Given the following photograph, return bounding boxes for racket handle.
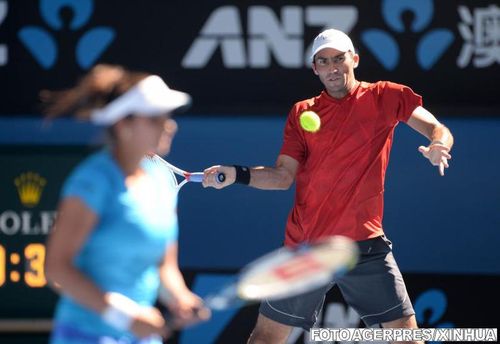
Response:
[163,306,211,330]
[188,173,204,182]
[188,172,226,184]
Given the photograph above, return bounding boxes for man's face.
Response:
[312,48,359,95]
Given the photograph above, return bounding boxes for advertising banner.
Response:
[1,0,499,116]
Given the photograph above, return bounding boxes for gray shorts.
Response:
[259,236,414,330]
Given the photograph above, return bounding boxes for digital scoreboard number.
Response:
[0,243,47,288]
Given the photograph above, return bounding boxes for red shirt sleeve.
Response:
[378,81,423,124]
[279,103,307,164]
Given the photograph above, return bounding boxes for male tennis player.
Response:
[203,29,453,344]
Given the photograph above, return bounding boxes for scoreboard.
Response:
[0,146,93,332]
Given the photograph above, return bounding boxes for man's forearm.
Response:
[249,166,294,190]
[430,124,454,150]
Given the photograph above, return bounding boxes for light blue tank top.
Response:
[51,149,178,342]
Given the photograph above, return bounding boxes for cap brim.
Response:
[310,43,352,61]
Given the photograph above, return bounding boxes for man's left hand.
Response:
[418,143,452,176]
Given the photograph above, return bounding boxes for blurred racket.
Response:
[203,235,359,310]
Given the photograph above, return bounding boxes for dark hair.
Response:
[40,64,149,120]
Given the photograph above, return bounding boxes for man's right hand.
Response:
[202,165,236,189]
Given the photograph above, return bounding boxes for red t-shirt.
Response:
[280,81,422,245]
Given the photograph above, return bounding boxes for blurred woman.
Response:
[43,64,208,344]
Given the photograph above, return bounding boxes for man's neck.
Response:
[327,79,359,99]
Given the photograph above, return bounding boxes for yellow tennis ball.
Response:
[299,111,321,132]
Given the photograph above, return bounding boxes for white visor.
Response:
[90,75,191,125]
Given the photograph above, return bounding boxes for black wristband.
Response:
[233,165,251,185]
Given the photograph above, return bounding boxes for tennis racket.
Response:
[145,154,225,191]
[203,235,359,310]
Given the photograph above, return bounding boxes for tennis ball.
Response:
[299,111,321,133]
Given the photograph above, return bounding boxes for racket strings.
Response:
[145,155,181,190]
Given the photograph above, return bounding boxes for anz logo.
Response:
[361,0,454,70]
[18,0,115,70]
[183,5,358,69]
[185,1,455,71]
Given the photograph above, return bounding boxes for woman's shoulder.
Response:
[74,149,113,172]
[66,149,118,186]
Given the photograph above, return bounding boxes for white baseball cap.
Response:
[311,29,355,61]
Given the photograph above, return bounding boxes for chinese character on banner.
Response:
[457,5,500,68]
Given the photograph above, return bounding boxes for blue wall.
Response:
[1,116,499,275]
[167,117,500,275]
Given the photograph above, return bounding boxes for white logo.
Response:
[0,1,7,66]
[457,5,500,68]
[284,302,386,344]
[0,210,56,235]
[182,6,358,69]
